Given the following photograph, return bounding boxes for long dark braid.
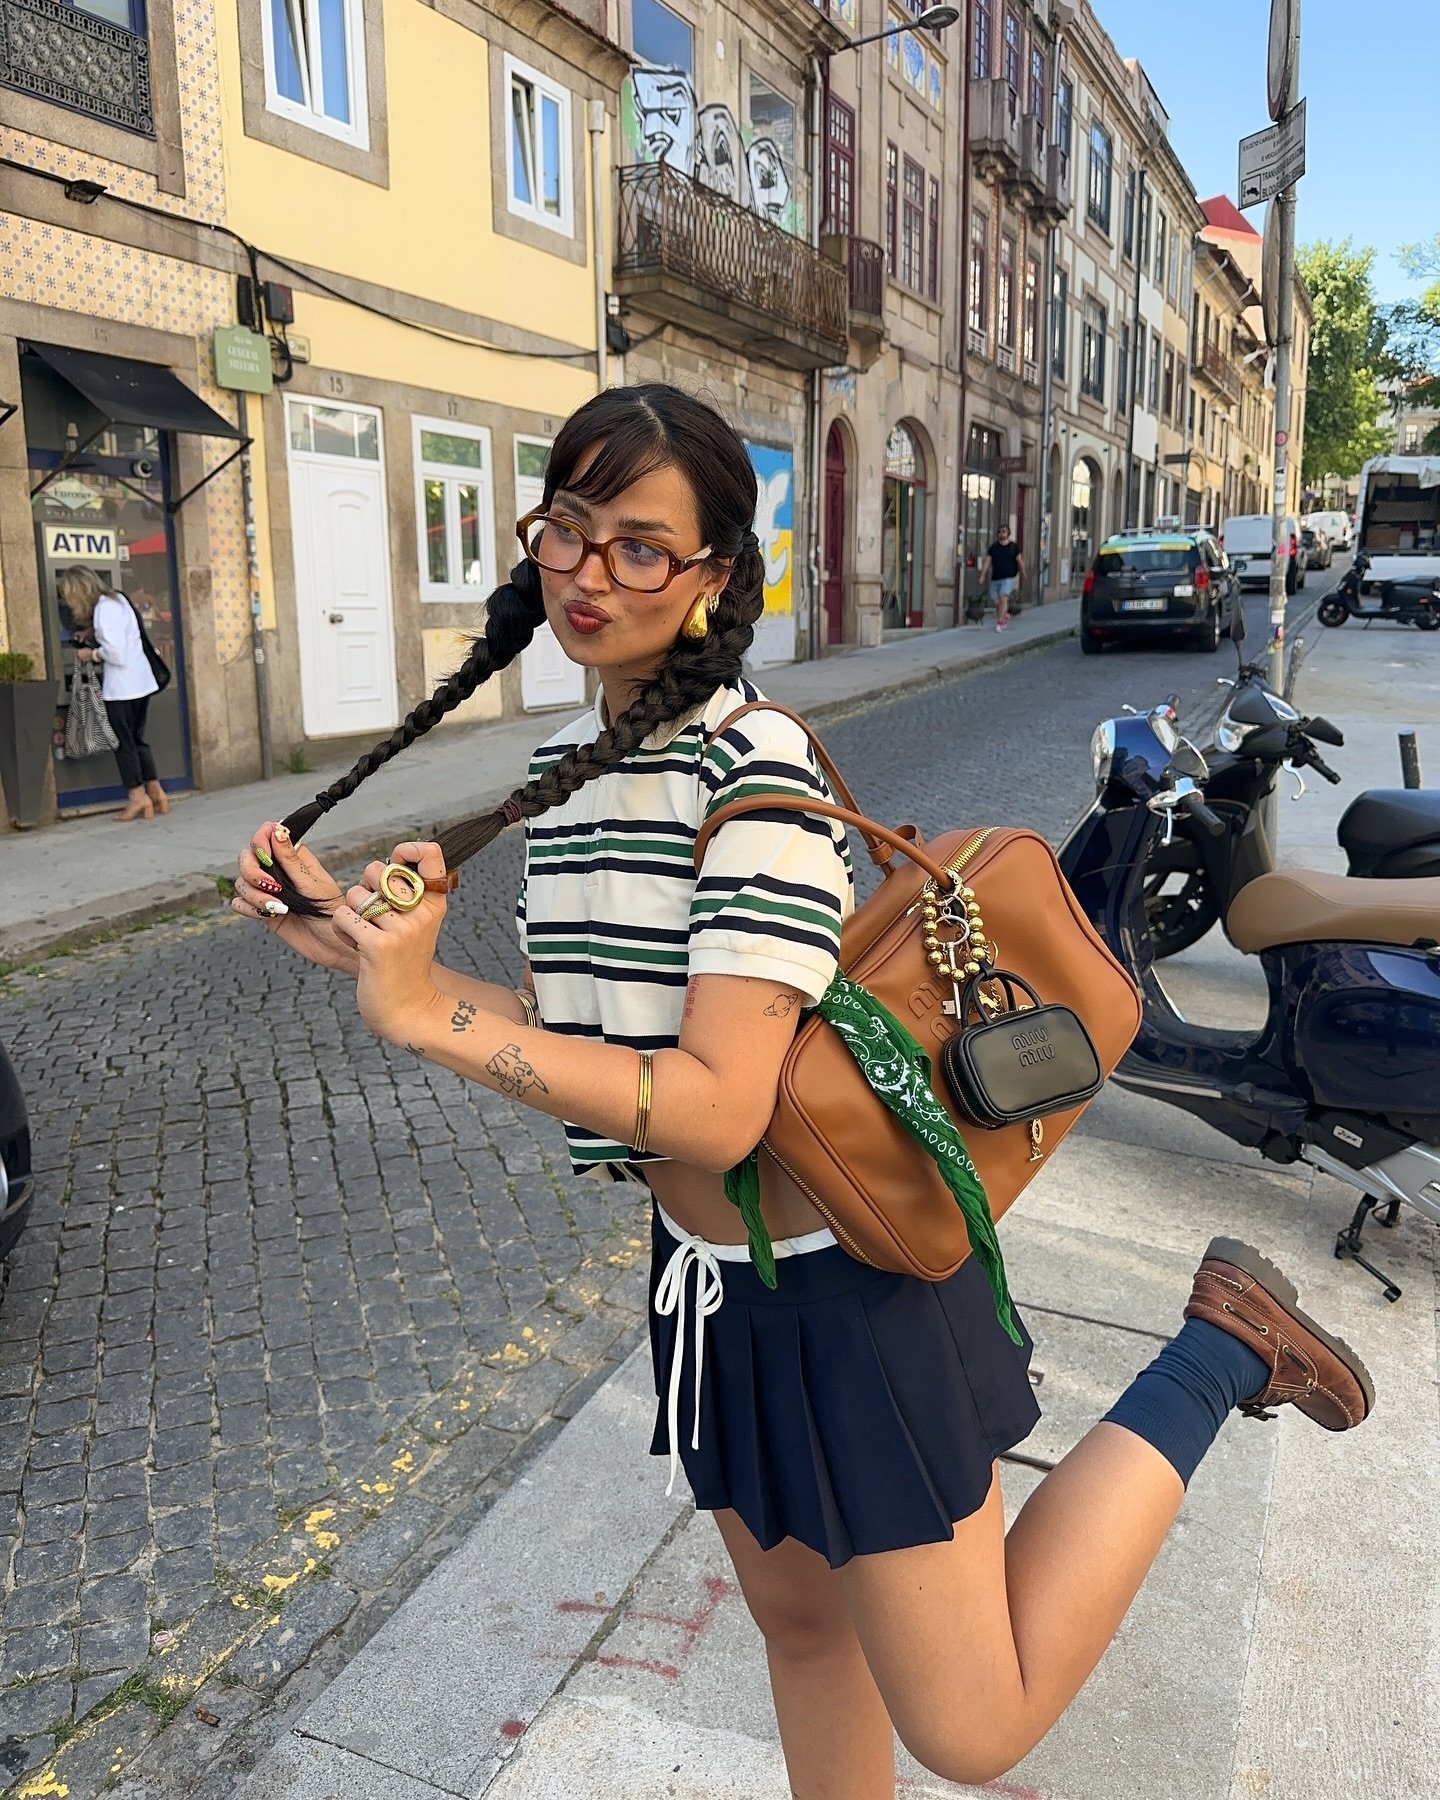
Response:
[272,383,763,916]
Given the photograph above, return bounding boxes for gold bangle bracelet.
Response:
[516,988,540,1031]
[633,1049,654,1156]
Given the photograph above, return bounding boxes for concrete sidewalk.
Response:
[0,604,1077,967]
[216,620,1439,1799]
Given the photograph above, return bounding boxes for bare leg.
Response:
[713,1508,897,1800]
[837,1424,1183,1786]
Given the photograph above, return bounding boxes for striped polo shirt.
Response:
[515,679,855,1181]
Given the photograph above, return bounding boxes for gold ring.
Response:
[358,896,392,923]
[378,863,426,911]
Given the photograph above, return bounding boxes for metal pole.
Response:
[1266,5,1300,700]
[239,390,273,783]
[1124,168,1146,529]
[1399,730,1422,789]
[1037,26,1062,599]
[588,101,608,393]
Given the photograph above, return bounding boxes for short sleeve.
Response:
[514,871,527,953]
[687,713,854,1005]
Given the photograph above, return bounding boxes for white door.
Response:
[516,435,585,711]
[287,400,399,738]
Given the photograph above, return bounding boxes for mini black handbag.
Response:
[940,969,1104,1130]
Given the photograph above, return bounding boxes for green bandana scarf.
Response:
[724,973,1021,1344]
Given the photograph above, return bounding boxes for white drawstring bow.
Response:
[653,1232,725,1497]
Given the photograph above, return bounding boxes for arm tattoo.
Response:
[485,1044,549,1098]
[682,980,700,1025]
[451,998,478,1033]
[762,990,803,1019]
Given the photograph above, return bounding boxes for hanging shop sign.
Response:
[44,524,118,562]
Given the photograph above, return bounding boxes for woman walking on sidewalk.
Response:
[58,565,168,821]
[232,386,1371,1796]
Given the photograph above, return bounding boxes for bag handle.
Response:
[703,700,898,871]
[694,792,957,888]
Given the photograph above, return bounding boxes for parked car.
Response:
[1303,508,1353,553]
[1300,524,1333,570]
[1220,512,1304,593]
[0,1039,34,1263]
[1080,530,1239,655]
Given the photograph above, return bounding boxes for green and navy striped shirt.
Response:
[516,679,855,1181]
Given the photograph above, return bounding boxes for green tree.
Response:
[1295,239,1392,484]
[1388,235,1440,450]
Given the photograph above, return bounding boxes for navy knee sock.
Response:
[1102,1319,1270,1487]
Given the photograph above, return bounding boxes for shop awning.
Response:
[25,341,249,513]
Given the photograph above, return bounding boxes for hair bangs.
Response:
[547,413,672,510]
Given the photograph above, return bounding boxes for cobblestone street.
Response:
[0,612,1296,1788]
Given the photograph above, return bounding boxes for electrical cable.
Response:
[2,155,598,364]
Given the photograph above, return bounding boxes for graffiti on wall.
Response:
[624,68,802,234]
[745,442,794,617]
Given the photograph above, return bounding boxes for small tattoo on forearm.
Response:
[405,1042,425,1057]
[451,999,478,1033]
[682,980,699,1024]
[485,1044,549,1098]
[763,990,802,1019]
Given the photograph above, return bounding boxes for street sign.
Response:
[1267,0,1297,120]
[1262,199,1281,346]
[1238,100,1305,210]
[213,325,274,394]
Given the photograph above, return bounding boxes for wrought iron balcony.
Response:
[969,78,1021,182]
[1027,143,1072,228]
[1009,115,1047,210]
[1191,337,1240,404]
[0,0,154,135]
[615,162,849,372]
[845,236,885,328]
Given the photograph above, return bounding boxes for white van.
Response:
[1353,456,1440,589]
[1220,513,1303,592]
[1303,508,1353,553]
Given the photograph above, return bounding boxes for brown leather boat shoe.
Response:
[1184,1237,1374,1431]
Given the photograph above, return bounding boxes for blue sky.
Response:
[1091,0,1432,301]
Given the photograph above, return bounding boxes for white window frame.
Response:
[260,0,370,149]
[513,433,553,522]
[413,417,496,605]
[504,54,574,237]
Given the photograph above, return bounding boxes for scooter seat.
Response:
[1228,868,1440,954]
[1336,789,1440,862]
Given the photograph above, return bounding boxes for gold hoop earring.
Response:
[681,594,718,641]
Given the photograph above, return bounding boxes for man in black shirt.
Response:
[978,524,1024,630]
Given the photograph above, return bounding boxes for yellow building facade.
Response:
[1,0,619,826]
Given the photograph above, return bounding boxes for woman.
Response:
[58,565,166,821]
[232,386,1371,1794]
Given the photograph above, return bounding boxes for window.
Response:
[825,94,854,235]
[632,0,692,73]
[413,419,495,602]
[885,142,899,278]
[928,176,941,305]
[749,77,796,220]
[998,232,1016,348]
[263,0,368,146]
[1167,233,1181,303]
[1117,323,1129,415]
[70,0,145,25]
[1086,123,1112,232]
[1153,208,1167,286]
[1003,8,1021,91]
[1122,168,1135,259]
[1052,266,1067,375]
[1023,256,1040,368]
[901,157,925,289]
[289,400,380,459]
[1163,346,1175,419]
[1029,46,1046,123]
[969,212,989,337]
[1149,329,1161,411]
[973,0,992,80]
[1133,328,1146,409]
[505,57,572,234]
[1138,186,1152,266]
[1081,297,1107,400]
[1054,78,1073,165]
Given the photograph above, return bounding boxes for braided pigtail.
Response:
[436,535,767,866]
[271,559,544,916]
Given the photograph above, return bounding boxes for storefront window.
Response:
[963,424,1002,607]
[1070,456,1096,577]
[882,423,926,629]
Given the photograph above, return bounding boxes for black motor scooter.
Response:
[1144,610,1440,957]
[1317,552,1440,630]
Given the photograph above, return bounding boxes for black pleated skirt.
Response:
[647,1204,1041,1569]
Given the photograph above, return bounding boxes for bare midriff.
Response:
[644,1155,828,1245]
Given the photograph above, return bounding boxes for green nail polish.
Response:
[255,847,274,869]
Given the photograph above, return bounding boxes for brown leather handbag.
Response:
[695,703,1142,1281]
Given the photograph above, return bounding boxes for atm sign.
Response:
[44,526,118,562]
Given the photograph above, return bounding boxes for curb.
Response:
[5,620,1074,973]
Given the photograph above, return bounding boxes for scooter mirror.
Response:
[1231,600,1247,647]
